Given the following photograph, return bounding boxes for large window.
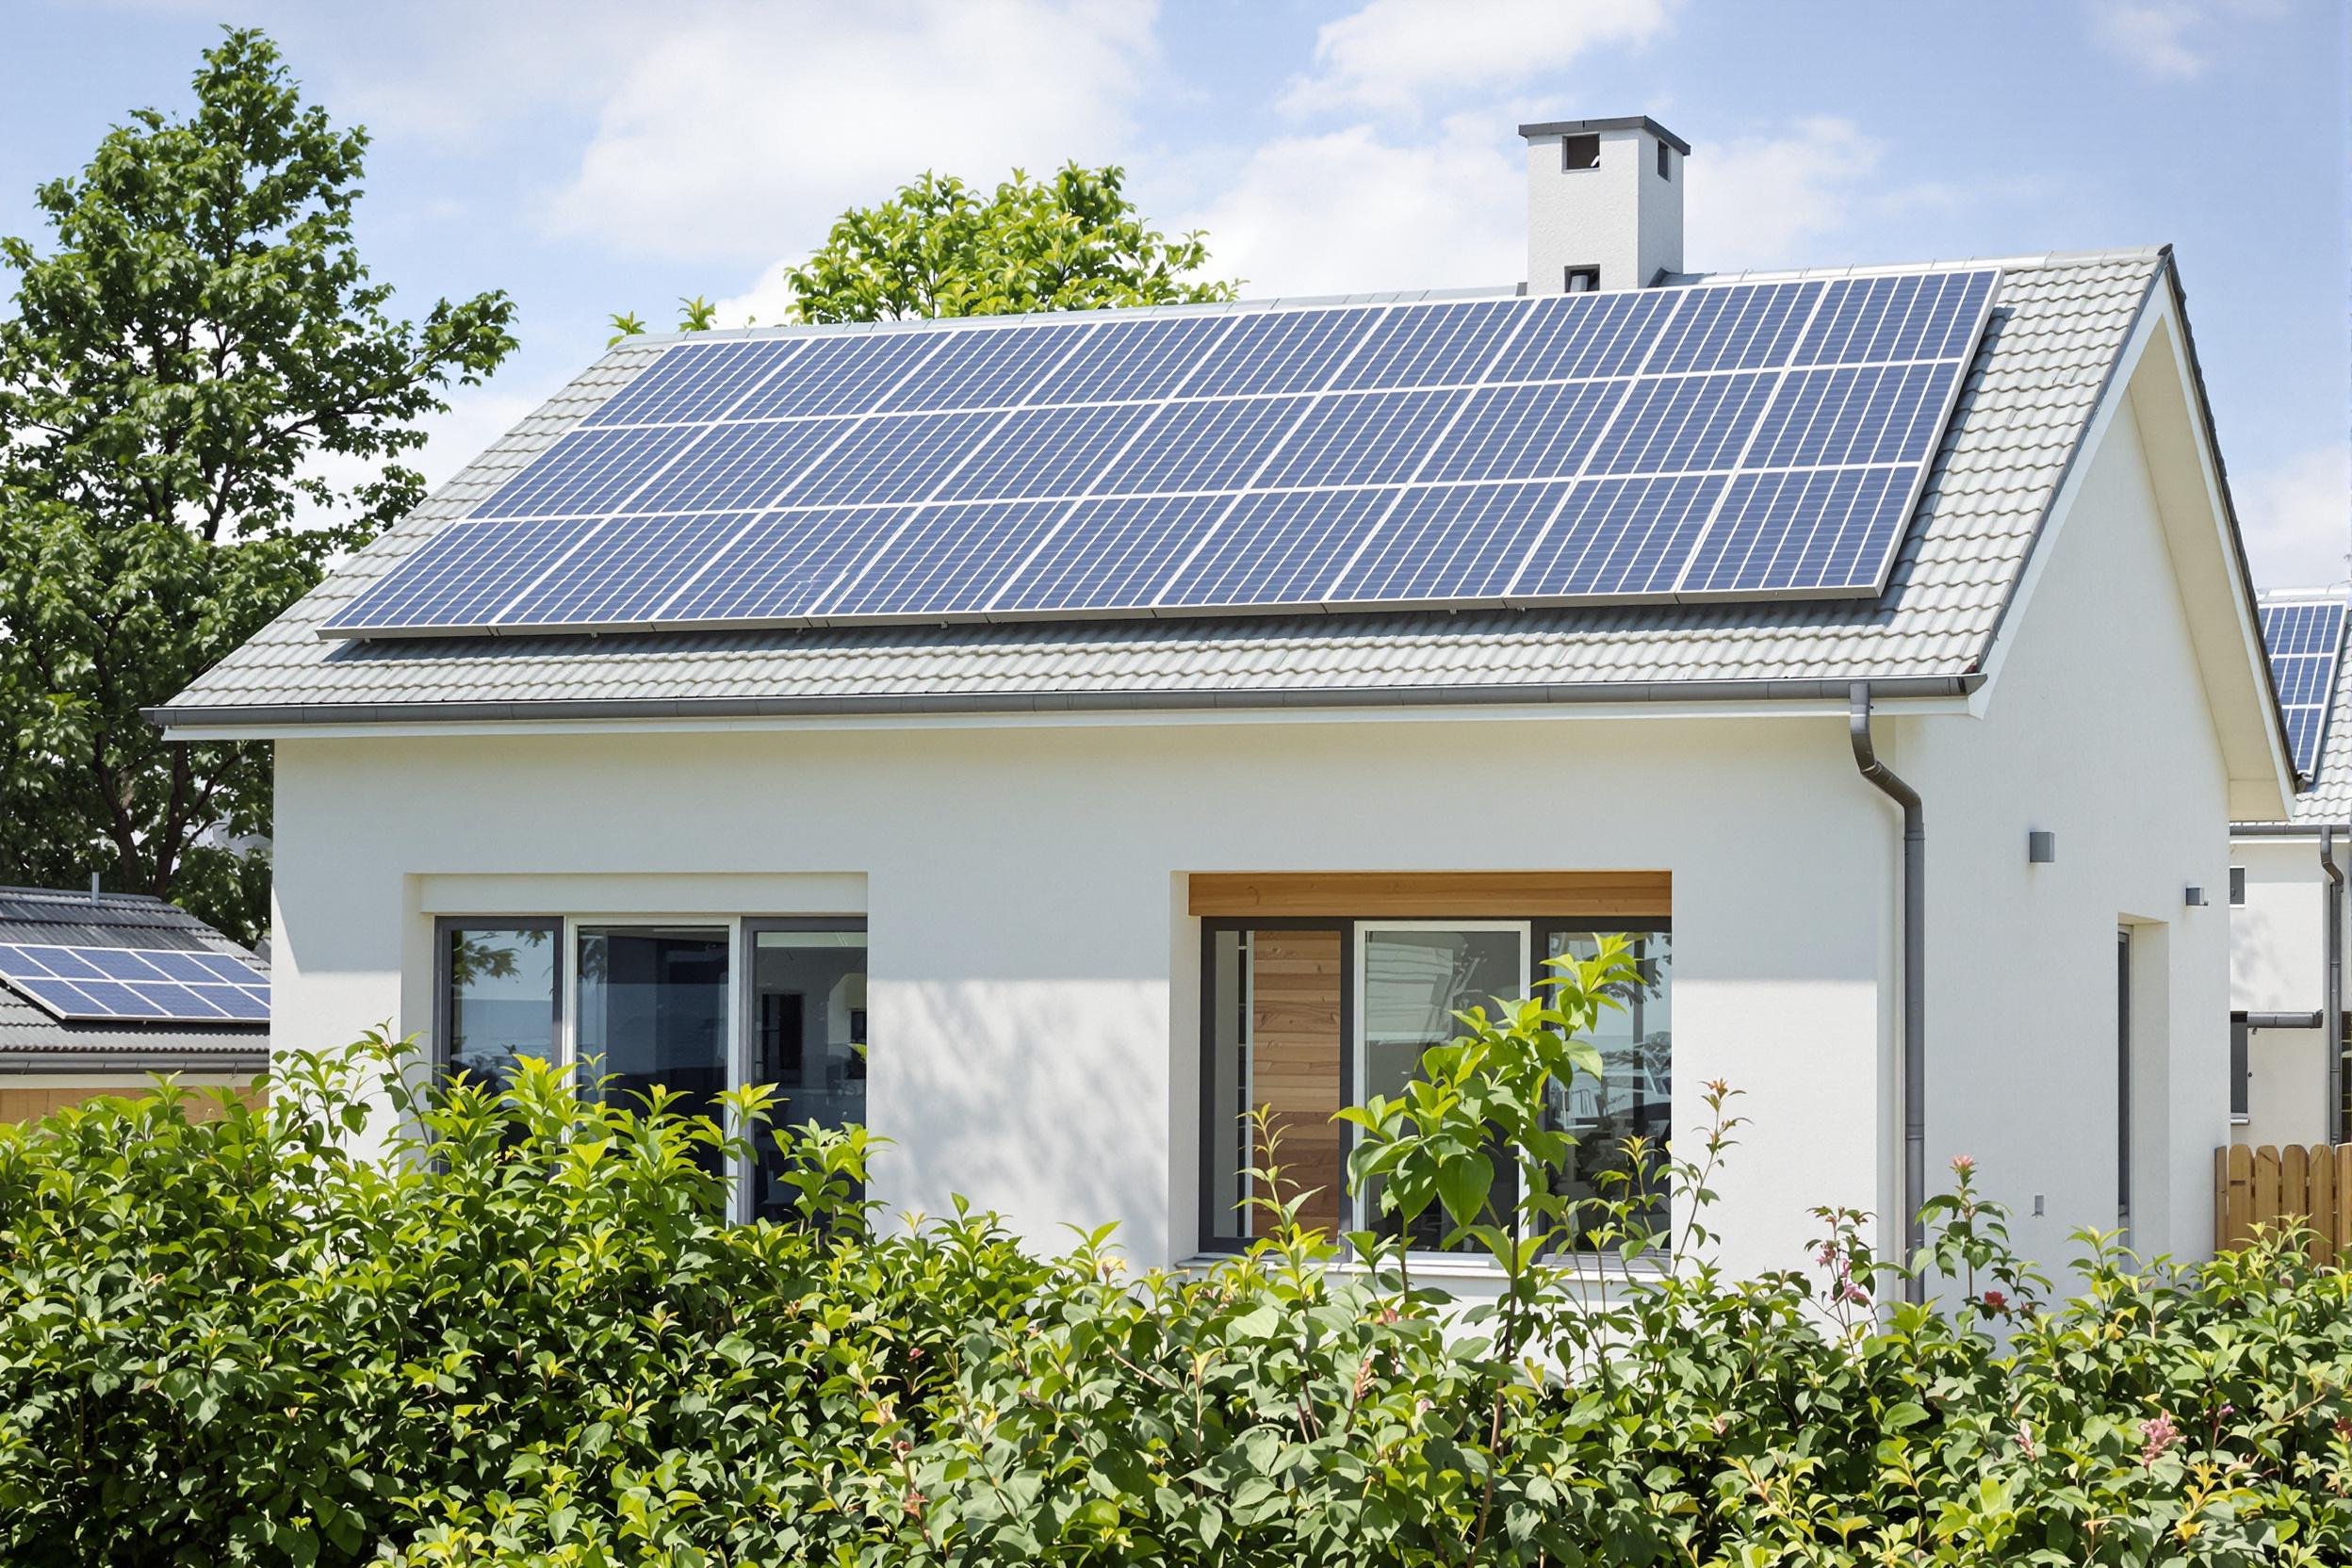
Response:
[433,915,867,1206]
[435,920,560,1094]
[1200,916,1671,1257]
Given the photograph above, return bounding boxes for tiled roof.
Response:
[156,249,2168,726]
[0,888,268,1073]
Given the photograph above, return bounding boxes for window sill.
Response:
[1178,1250,1668,1283]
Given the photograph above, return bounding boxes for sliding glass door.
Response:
[745,923,869,1220]
[577,924,731,1172]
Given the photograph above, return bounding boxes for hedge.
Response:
[1,970,2348,1565]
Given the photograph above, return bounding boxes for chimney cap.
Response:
[1517,116,1690,156]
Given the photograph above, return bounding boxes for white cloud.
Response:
[1281,0,1676,119]
[543,0,1160,263]
[1685,117,1883,271]
[1175,116,1523,297]
[2236,444,2352,589]
[2086,0,2288,82]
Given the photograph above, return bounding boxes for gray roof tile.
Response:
[158,251,2167,724]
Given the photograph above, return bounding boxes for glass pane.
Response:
[1204,927,1344,1245]
[1544,930,1672,1247]
[442,923,558,1094]
[1360,927,1524,1250]
[748,928,869,1220]
[578,925,730,1172]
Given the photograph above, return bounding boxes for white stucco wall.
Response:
[273,709,1906,1280]
[1524,124,1681,292]
[1908,375,2234,1266]
[2229,835,2337,1148]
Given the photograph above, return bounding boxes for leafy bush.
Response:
[2,961,2348,1565]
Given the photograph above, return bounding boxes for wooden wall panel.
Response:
[1250,930,1344,1237]
[0,1083,265,1124]
[1192,871,1671,919]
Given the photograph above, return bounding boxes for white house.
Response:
[2230,589,2348,1150]
[155,116,2291,1287]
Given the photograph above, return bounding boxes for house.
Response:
[154,115,2291,1286]
[2230,589,2348,1150]
[0,885,270,1121]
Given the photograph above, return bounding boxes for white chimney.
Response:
[1519,116,1688,293]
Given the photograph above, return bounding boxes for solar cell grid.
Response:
[322,264,1999,636]
[2260,597,2346,776]
[581,339,801,428]
[0,942,269,1024]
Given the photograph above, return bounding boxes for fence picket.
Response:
[2214,1140,2352,1262]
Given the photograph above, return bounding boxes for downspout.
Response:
[2325,827,2344,1143]
[1850,682,1927,1305]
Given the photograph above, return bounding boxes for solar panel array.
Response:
[2259,596,2347,779]
[322,269,2000,640]
[0,943,270,1024]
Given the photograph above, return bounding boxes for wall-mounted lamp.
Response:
[2185,886,2209,906]
[2027,830,2057,864]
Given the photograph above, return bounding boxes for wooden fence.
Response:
[2213,1143,2351,1261]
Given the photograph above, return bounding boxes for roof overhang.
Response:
[1969,252,2295,822]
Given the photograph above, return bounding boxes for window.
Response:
[746,922,869,1219]
[435,920,559,1093]
[1561,133,1599,171]
[1656,139,1672,180]
[2229,1016,2248,1119]
[1200,915,1671,1256]
[2229,866,2246,906]
[578,925,731,1170]
[1542,927,1672,1240]
[1564,265,1601,293]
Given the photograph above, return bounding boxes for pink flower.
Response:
[2141,1413,2181,1466]
[1950,1154,1976,1177]
[1839,1280,1871,1306]
[2016,1420,2036,1461]
[1981,1290,2005,1311]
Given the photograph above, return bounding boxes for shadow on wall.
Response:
[880,978,1175,1260]
[2230,902,2298,1010]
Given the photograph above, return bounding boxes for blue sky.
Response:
[8,0,2348,583]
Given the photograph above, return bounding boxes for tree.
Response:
[612,163,1237,334]
[0,28,516,941]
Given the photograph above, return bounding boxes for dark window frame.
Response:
[1561,133,1600,171]
[1656,139,1672,180]
[432,914,563,1082]
[1564,265,1602,293]
[740,915,870,1224]
[1195,912,1671,1257]
[2228,866,2246,906]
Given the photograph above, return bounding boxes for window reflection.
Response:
[441,923,558,1095]
[749,927,868,1220]
[1544,929,1673,1245]
[577,926,730,1174]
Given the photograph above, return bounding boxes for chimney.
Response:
[1518,115,1688,293]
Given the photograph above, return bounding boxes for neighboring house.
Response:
[155,114,2291,1286]
[2230,589,2349,1150]
[0,885,270,1120]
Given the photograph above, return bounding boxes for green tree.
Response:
[612,163,1238,335]
[0,28,515,941]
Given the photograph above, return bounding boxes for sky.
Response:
[6,0,2348,585]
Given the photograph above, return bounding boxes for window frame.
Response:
[1194,912,1671,1258]
[1560,133,1600,172]
[738,916,870,1224]
[431,914,563,1084]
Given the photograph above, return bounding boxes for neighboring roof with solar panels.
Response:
[2236,588,2352,829]
[0,887,270,1073]
[159,247,2175,727]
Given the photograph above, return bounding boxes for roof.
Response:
[156,249,2171,728]
[1518,116,1692,155]
[2243,589,2352,829]
[0,887,269,1075]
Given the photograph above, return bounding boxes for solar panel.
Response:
[0,943,270,1024]
[2259,596,2347,778]
[320,266,1999,639]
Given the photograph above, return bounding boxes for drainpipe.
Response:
[2325,827,2344,1143]
[1850,682,1927,1305]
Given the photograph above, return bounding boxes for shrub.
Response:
[1,974,2347,1564]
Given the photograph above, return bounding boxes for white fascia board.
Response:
[159,692,1975,743]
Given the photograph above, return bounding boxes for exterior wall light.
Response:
[2027,830,2057,864]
